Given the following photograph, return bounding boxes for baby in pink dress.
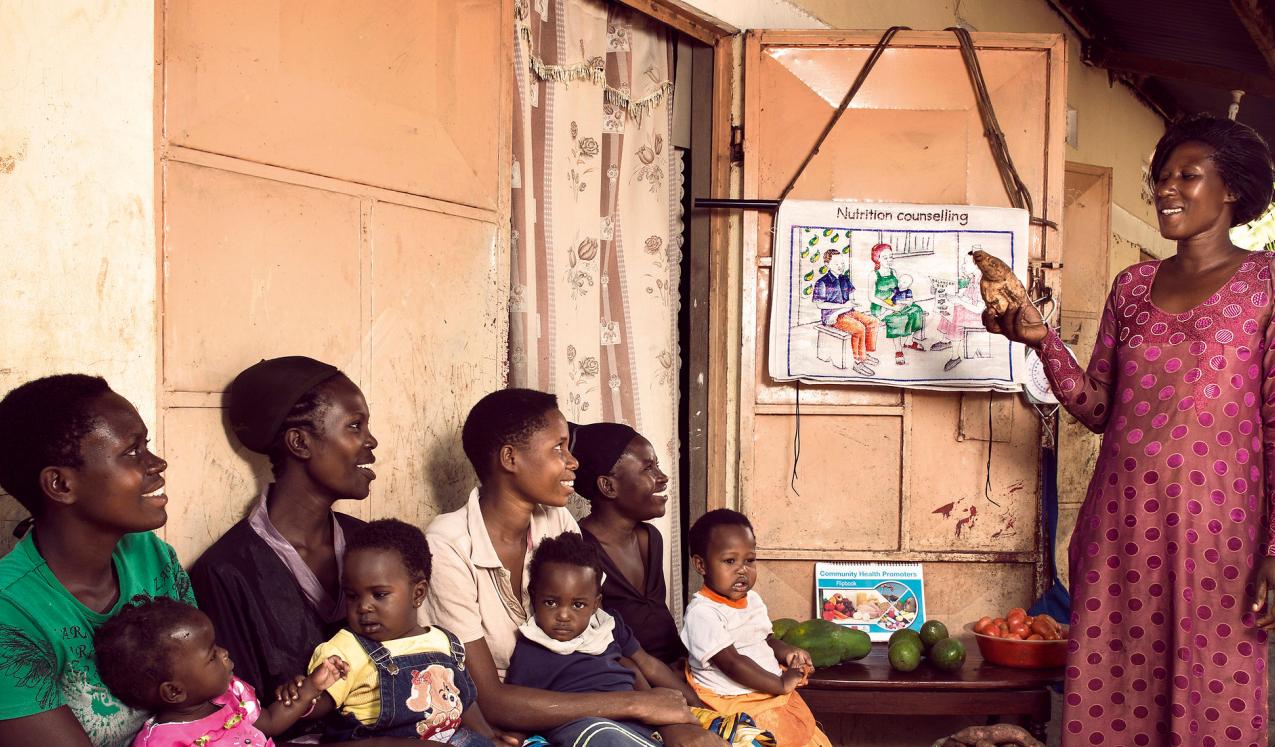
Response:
[94,596,346,746]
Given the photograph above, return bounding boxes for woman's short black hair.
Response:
[528,532,605,596]
[95,595,204,711]
[265,374,347,476]
[346,519,433,583]
[461,388,559,481]
[688,509,755,559]
[0,374,112,517]
[1149,115,1275,226]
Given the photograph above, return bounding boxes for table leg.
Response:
[1027,719,1046,741]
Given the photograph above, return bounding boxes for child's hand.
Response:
[769,638,813,672]
[307,655,349,691]
[274,676,307,707]
[782,644,813,672]
[780,668,806,693]
[658,722,729,747]
[491,727,526,746]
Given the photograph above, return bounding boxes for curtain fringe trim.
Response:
[519,24,674,121]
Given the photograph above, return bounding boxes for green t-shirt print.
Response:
[0,531,195,747]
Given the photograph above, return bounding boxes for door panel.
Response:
[1054,163,1112,587]
[164,0,502,210]
[751,414,904,552]
[739,30,1065,622]
[162,163,364,392]
[159,1,510,562]
[368,203,503,525]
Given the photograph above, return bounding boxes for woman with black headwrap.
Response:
[188,356,376,733]
[572,422,687,665]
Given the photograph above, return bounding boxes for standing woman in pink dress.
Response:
[985,115,1274,746]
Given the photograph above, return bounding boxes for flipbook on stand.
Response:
[815,562,926,642]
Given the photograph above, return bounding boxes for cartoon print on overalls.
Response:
[407,665,464,739]
[322,628,478,743]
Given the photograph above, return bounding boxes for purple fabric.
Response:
[812,272,855,324]
[246,489,347,623]
[505,614,641,694]
[1037,254,1274,745]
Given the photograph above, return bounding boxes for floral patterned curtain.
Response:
[509,0,681,601]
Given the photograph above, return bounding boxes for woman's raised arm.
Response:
[987,277,1122,434]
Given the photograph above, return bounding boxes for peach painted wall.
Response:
[0,1,157,548]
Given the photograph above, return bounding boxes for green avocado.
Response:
[919,620,949,650]
[888,639,922,672]
[889,628,922,649]
[929,637,966,672]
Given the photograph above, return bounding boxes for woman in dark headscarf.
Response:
[189,356,377,721]
[572,422,687,665]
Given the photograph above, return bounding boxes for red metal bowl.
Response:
[963,622,1068,669]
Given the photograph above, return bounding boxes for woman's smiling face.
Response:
[300,375,379,502]
[602,436,669,521]
[59,391,169,534]
[510,409,578,508]
[1155,141,1236,240]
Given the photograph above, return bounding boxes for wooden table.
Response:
[801,636,1061,739]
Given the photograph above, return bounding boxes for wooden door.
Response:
[157,0,511,561]
[1055,162,1112,587]
[736,30,1066,624]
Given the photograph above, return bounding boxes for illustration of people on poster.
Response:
[768,200,1029,391]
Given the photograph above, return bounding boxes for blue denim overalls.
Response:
[323,627,494,745]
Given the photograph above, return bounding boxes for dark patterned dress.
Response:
[1037,253,1274,746]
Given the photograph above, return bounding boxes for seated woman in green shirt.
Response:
[869,242,927,366]
[0,375,195,747]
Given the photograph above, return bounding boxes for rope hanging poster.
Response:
[768,200,1029,392]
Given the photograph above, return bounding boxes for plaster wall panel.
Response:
[748,414,903,552]
[162,163,363,393]
[367,203,503,528]
[164,0,501,210]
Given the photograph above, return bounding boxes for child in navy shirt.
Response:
[506,533,774,747]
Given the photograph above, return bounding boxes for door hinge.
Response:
[730,125,744,164]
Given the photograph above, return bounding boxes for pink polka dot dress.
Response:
[1037,253,1275,746]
